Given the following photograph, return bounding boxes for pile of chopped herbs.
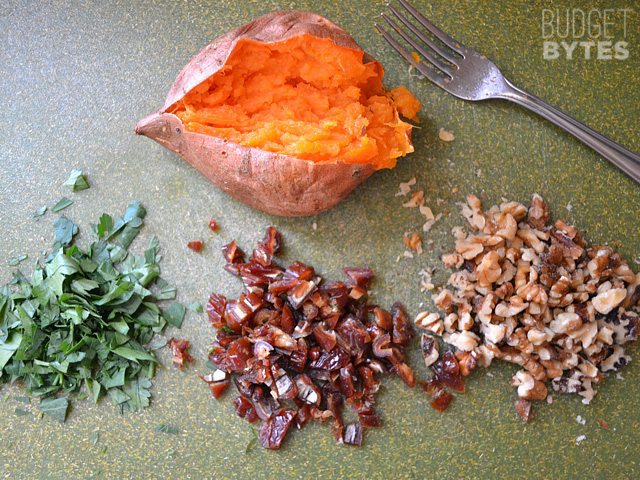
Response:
[0,201,185,419]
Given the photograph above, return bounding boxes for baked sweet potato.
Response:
[135,11,420,216]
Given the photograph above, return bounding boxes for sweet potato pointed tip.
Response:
[134,112,184,153]
[135,112,164,136]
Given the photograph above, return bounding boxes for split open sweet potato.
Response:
[136,11,420,216]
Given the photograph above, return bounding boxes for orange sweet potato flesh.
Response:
[170,35,417,170]
[136,11,421,216]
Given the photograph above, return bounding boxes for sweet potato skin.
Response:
[135,11,391,217]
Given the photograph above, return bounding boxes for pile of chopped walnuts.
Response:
[415,194,640,420]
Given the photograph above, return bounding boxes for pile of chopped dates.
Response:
[201,227,416,448]
[415,194,640,420]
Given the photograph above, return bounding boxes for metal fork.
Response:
[375,0,640,184]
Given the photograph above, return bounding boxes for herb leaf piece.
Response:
[155,424,179,434]
[188,303,203,313]
[164,303,186,328]
[96,214,113,238]
[52,197,73,212]
[112,347,157,363]
[39,397,69,423]
[0,331,22,369]
[245,427,258,454]
[147,336,168,350]
[53,216,78,245]
[64,169,90,192]
[7,254,28,266]
[33,206,47,219]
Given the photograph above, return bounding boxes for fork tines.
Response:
[375,0,466,83]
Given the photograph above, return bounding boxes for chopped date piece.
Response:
[259,409,296,449]
[431,351,465,393]
[238,262,284,289]
[391,302,414,346]
[252,226,282,266]
[254,340,274,360]
[222,240,244,264]
[343,267,374,288]
[441,350,460,377]
[285,261,316,281]
[372,334,404,368]
[187,240,204,252]
[302,301,319,321]
[200,370,230,399]
[336,316,370,357]
[226,337,252,372]
[394,362,416,388]
[430,388,454,412]
[372,333,393,358]
[265,325,297,350]
[223,301,244,333]
[208,344,228,370]
[308,346,322,361]
[515,399,532,422]
[208,219,220,232]
[358,366,380,392]
[321,281,350,310]
[349,286,367,300]
[286,340,308,372]
[343,423,364,446]
[295,374,322,405]
[313,323,338,352]
[325,389,345,441]
[339,365,357,398]
[295,404,313,428]
[308,348,350,371]
[252,308,277,328]
[267,278,299,295]
[421,380,454,412]
[273,372,298,400]
[168,338,193,369]
[234,396,259,423]
[288,280,317,309]
[201,227,416,449]
[253,396,281,422]
[358,409,382,428]
[371,307,393,331]
[206,293,227,327]
[280,303,296,333]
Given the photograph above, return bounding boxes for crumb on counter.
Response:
[403,232,423,255]
[438,127,455,142]
[403,190,424,208]
[396,176,417,197]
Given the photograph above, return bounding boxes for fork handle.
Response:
[497,80,640,184]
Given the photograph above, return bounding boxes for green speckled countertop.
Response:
[1,1,639,478]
